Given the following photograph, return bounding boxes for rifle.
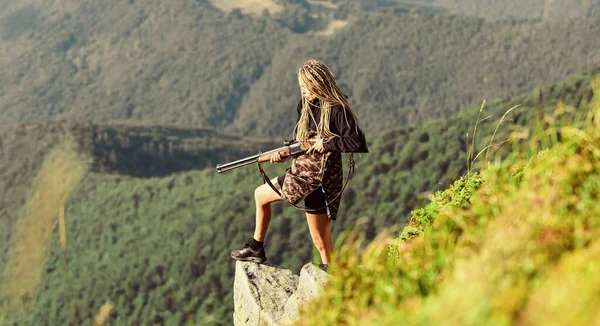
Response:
[217,139,357,214]
[216,140,313,173]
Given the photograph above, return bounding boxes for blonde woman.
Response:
[231,59,368,267]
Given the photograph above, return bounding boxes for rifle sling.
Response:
[257,153,356,214]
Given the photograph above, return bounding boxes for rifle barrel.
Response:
[216,142,303,174]
[216,154,260,173]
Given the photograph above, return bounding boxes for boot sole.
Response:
[230,254,267,264]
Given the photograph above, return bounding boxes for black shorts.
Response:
[277,174,328,214]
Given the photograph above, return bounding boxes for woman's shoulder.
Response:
[331,94,349,109]
[330,102,350,116]
[331,102,345,109]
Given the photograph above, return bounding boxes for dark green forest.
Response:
[0,122,275,312]
[1,0,599,137]
[1,70,596,325]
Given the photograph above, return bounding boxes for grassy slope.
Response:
[1,71,596,324]
[332,69,597,237]
[0,123,71,295]
[1,143,88,314]
[297,76,600,325]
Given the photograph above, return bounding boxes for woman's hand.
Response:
[306,139,326,154]
[270,151,289,163]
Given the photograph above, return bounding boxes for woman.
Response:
[230,59,368,266]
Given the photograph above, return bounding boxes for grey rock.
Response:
[295,263,330,300]
[233,310,244,326]
[280,292,303,325]
[279,263,331,324]
[234,261,299,326]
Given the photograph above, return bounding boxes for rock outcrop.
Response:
[234,261,330,325]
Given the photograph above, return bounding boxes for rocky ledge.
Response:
[233,261,330,325]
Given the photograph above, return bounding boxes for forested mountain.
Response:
[229,10,600,136]
[0,121,275,305]
[410,0,600,20]
[0,0,289,129]
[1,0,599,138]
[1,69,596,325]
[350,0,600,20]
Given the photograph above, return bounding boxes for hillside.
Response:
[0,70,596,324]
[297,75,600,326]
[331,68,597,236]
[410,0,600,20]
[0,122,276,306]
[345,0,600,20]
[1,0,599,137]
[229,10,600,137]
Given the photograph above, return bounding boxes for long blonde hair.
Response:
[295,59,360,142]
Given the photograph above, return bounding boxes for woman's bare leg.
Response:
[305,212,334,264]
[253,177,283,241]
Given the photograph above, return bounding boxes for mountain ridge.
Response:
[1,1,599,137]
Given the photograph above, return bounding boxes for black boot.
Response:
[231,239,267,264]
[319,264,329,273]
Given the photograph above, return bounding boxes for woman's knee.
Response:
[254,183,281,204]
[254,185,266,202]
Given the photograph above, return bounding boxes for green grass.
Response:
[296,76,600,325]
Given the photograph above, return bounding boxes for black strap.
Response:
[258,153,356,214]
